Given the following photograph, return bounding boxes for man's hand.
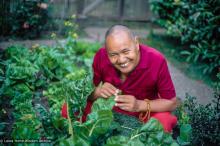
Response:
[114,95,142,112]
[93,82,118,99]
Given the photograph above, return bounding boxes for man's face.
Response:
[106,32,140,76]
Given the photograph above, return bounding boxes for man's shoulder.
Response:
[95,47,107,58]
[93,47,110,66]
[140,44,166,62]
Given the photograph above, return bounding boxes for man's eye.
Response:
[110,54,116,57]
[123,50,129,54]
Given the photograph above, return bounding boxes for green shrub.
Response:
[149,0,220,76]
[0,0,11,36]
[173,73,220,146]
[180,93,220,146]
[2,0,50,38]
[0,36,100,141]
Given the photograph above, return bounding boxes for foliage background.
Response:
[0,0,50,39]
[149,0,220,79]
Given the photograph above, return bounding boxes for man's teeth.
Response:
[120,62,128,67]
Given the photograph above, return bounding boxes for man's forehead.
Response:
[106,31,134,48]
[106,35,131,50]
[107,30,132,40]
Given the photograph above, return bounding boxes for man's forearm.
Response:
[138,97,177,112]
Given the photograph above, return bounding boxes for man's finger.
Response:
[100,92,109,98]
[100,88,117,98]
[115,103,130,110]
[105,82,117,92]
[105,87,116,95]
[104,89,113,97]
[115,95,129,103]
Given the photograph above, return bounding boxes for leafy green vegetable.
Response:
[77,110,114,138]
[113,111,142,137]
[177,124,192,145]
[91,96,115,112]
[59,135,90,146]
[107,118,179,146]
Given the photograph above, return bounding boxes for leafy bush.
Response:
[0,0,11,37]
[0,34,100,141]
[174,73,220,146]
[149,0,220,76]
[177,93,220,146]
[1,0,50,38]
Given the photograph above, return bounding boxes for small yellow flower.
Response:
[32,44,40,49]
[37,3,48,9]
[174,0,180,4]
[64,21,73,27]
[20,114,33,120]
[72,33,78,39]
[71,14,76,19]
[64,21,68,26]
[51,32,56,38]
[2,109,6,114]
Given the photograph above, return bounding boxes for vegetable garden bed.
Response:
[0,37,219,146]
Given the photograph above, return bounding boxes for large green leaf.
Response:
[70,109,113,145]
[106,135,129,146]
[177,124,192,145]
[130,118,179,146]
[81,110,113,137]
[91,96,115,112]
[59,136,90,146]
[140,118,163,132]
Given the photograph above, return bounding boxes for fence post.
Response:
[118,0,124,20]
[0,0,11,36]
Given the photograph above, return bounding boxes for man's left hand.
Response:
[114,95,141,112]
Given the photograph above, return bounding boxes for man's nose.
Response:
[117,54,126,63]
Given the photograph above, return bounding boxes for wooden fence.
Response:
[0,0,153,36]
[50,0,153,21]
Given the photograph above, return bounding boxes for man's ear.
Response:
[134,36,140,50]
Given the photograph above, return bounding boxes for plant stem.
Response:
[67,97,74,137]
[130,133,144,140]
[120,125,135,131]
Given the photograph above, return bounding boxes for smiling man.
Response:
[90,25,177,132]
[62,25,178,132]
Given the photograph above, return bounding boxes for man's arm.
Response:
[137,97,177,112]
[114,95,177,112]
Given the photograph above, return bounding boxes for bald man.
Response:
[62,25,177,132]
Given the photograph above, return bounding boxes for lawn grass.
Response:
[141,30,214,87]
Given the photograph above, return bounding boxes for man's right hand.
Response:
[93,82,118,99]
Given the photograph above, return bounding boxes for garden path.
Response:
[0,27,214,104]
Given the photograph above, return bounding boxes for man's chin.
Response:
[119,68,131,75]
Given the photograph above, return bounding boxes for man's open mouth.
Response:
[119,62,129,68]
